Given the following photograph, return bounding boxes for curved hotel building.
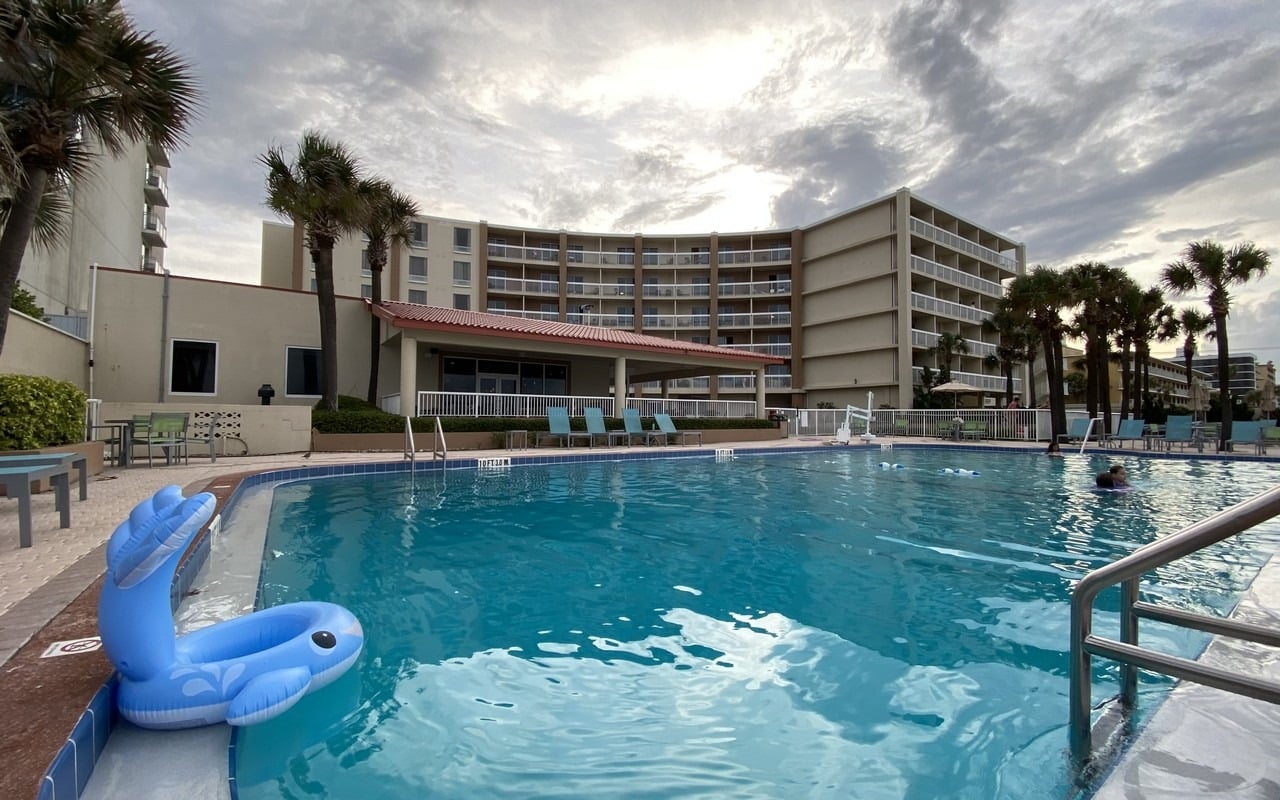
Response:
[261,187,1026,409]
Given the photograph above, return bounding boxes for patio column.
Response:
[400,336,417,417]
[661,380,670,398]
[755,367,766,418]
[614,356,627,414]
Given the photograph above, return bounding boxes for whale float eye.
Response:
[312,630,337,649]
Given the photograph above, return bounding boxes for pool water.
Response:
[234,449,1280,799]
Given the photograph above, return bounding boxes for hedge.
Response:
[0,374,87,450]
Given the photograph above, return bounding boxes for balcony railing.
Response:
[415,390,757,419]
[484,307,560,321]
[490,243,792,268]
[717,311,791,328]
[143,170,168,207]
[911,328,998,359]
[910,366,1020,394]
[142,213,166,246]
[715,279,791,297]
[910,255,1003,297]
[909,217,1018,271]
[910,292,992,324]
[718,342,792,357]
[642,374,792,391]
[487,276,560,295]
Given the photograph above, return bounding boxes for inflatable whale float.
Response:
[98,486,363,729]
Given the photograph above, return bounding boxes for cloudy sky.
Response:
[121,0,1280,358]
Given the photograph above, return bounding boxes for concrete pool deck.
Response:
[1,437,1277,799]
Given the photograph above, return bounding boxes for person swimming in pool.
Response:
[1046,441,1063,457]
[1095,464,1128,488]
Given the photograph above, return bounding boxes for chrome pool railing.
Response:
[1068,485,1280,765]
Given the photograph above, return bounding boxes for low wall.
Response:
[0,312,88,388]
[97,403,312,456]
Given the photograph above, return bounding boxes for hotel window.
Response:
[169,339,217,395]
[488,299,508,310]
[410,221,427,247]
[360,250,371,276]
[538,272,556,293]
[540,302,558,317]
[642,247,658,265]
[567,244,584,263]
[453,260,471,287]
[691,246,710,265]
[453,293,470,310]
[408,256,427,282]
[488,237,506,257]
[407,289,427,304]
[361,284,373,298]
[453,227,471,253]
[617,246,634,265]
[285,346,323,397]
[568,275,584,294]
[691,335,710,344]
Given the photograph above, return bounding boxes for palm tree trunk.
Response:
[367,266,383,405]
[1215,314,1231,450]
[313,245,340,412]
[0,167,49,358]
[1026,350,1038,409]
[1184,347,1195,414]
[1118,344,1132,420]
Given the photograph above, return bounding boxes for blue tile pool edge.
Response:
[48,441,1280,799]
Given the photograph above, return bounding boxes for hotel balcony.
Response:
[713,279,791,297]
[484,307,561,322]
[911,366,1019,394]
[718,342,792,357]
[487,276,560,296]
[142,213,167,248]
[490,243,792,269]
[566,281,635,298]
[908,217,1018,271]
[909,256,1002,298]
[911,328,999,359]
[143,169,168,207]
[146,140,170,168]
[910,292,992,325]
[639,374,793,392]
[717,311,791,329]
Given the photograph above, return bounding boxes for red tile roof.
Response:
[370,301,784,365]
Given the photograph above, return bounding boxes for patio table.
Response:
[0,460,73,548]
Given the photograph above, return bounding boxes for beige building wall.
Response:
[0,312,88,387]
[18,139,164,317]
[91,268,372,405]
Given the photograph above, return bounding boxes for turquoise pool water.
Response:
[235,448,1280,799]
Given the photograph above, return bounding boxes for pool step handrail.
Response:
[1078,417,1102,454]
[432,415,447,464]
[1068,484,1280,766]
[403,416,416,466]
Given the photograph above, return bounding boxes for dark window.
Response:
[408,289,427,304]
[453,293,470,310]
[170,340,217,394]
[286,347,324,396]
[442,357,477,392]
[545,364,568,395]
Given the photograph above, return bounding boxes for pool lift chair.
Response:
[834,392,876,445]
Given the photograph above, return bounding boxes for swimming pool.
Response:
[233,448,1280,799]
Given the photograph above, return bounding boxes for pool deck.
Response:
[1,436,1277,799]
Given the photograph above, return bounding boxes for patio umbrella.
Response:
[931,380,983,408]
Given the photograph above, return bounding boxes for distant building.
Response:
[1178,350,1260,398]
[261,188,1027,408]
[14,138,171,337]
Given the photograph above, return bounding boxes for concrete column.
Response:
[661,380,670,398]
[614,356,627,413]
[755,367,766,418]
[400,335,418,416]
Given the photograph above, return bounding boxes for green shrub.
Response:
[10,286,48,321]
[0,374,87,450]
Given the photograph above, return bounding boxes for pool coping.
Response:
[15,440,1280,799]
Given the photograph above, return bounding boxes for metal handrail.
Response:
[404,416,416,474]
[432,416,447,464]
[1068,485,1280,763]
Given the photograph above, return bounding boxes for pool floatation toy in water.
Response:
[97,486,364,729]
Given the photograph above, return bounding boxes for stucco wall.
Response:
[97,402,312,455]
[91,268,371,406]
[0,311,88,388]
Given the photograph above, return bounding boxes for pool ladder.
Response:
[1068,484,1280,768]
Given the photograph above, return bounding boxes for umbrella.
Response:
[931,380,983,408]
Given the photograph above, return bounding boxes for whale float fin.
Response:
[226,666,313,726]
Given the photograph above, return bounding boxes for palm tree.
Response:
[0,0,199,357]
[1114,284,1170,418]
[1066,263,1129,428]
[1174,306,1212,411]
[1162,240,1272,450]
[357,179,420,405]
[1004,267,1072,440]
[932,330,969,383]
[262,131,366,411]
[982,307,1034,406]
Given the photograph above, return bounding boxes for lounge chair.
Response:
[1259,425,1280,455]
[654,413,702,446]
[609,408,648,447]
[1104,419,1144,449]
[1226,421,1263,453]
[583,407,609,447]
[537,407,581,448]
[1059,418,1092,445]
[1160,415,1195,451]
[960,421,987,441]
